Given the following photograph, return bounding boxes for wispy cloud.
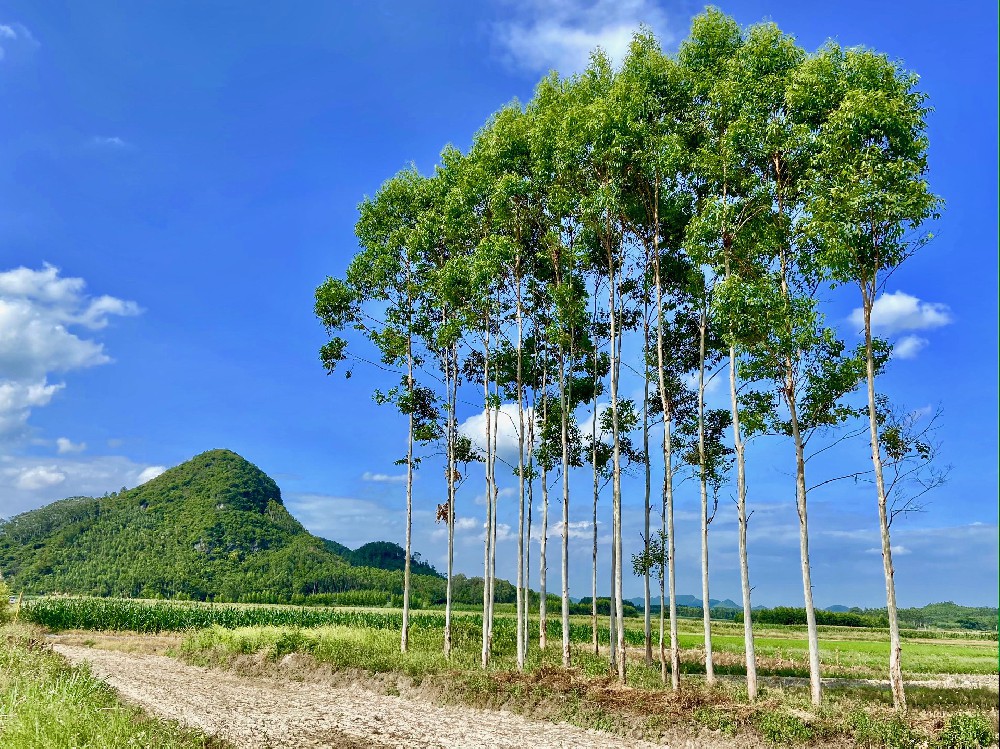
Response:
[56,437,86,455]
[362,471,407,483]
[493,0,674,75]
[0,456,173,517]
[137,466,166,484]
[865,544,910,556]
[89,136,134,150]
[849,291,953,335]
[0,21,38,62]
[893,334,929,359]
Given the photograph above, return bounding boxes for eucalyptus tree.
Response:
[582,307,611,655]
[316,167,436,653]
[530,70,596,667]
[683,11,814,701]
[438,150,508,668]
[676,276,731,687]
[569,48,646,681]
[648,274,700,685]
[614,30,700,679]
[473,102,546,672]
[424,149,478,658]
[794,44,941,709]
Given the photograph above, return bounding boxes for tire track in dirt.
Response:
[55,644,696,748]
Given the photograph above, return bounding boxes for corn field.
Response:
[23,597,644,645]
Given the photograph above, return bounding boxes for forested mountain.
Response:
[321,539,441,578]
[0,450,444,603]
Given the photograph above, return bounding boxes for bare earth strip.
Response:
[55,644,706,749]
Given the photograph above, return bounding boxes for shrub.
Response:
[0,581,11,625]
[694,707,739,736]
[755,711,813,745]
[934,713,997,749]
[851,709,925,749]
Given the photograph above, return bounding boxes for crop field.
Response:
[17,596,999,747]
[23,596,999,681]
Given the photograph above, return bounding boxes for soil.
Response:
[55,644,713,748]
[51,638,997,748]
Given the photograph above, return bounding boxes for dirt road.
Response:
[55,644,705,749]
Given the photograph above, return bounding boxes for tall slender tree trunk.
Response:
[659,493,667,684]
[697,306,715,684]
[488,377,499,648]
[559,353,571,668]
[444,340,457,658]
[515,283,527,672]
[608,250,625,682]
[642,300,653,668]
[401,326,414,653]
[591,283,601,656]
[863,288,906,711]
[778,249,821,706]
[540,463,549,651]
[525,382,536,660]
[729,341,757,699]
[481,335,493,669]
[609,538,618,672]
[724,250,758,701]
[666,420,680,687]
[651,217,681,690]
[789,393,822,706]
[591,391,600,657]
[539,358,550,651]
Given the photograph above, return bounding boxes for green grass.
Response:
[179,621,999,748]
[0,623,222,749]
[28,596,996,679]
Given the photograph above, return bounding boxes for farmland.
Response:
[12,596,998,747]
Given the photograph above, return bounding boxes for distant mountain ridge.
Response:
[0,449,440,602]
[320,539,441,578]
[630,595,741,610]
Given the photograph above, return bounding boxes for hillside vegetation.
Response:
[0,450,447,604]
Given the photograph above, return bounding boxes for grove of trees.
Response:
[316,9,942,711]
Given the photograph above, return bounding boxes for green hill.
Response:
[0,449,442,604]
[321,539,441,577]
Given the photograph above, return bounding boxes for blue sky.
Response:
[0,1,996,608]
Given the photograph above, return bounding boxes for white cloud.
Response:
[458,404,533,460]
[0,21,38,62]
[579,402,611,441]
[849,291,953,335]
[285,493,409,549]
[865,544,911,556]
[0,456,170,517]
[893,334,928,360]
[89,136,134,150]
[550,519,594,540]
[0,380,63,436]
[0,264,140,440]
[14,465,66,491]
[362,471,407,483]
[683,370,724,396]
[136,466,166,485]
[493,0,673,75]
[56,437,86,454]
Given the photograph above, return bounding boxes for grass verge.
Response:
[179,623,999,748]
[0,623,225,749]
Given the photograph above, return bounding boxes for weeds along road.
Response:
[54,644,728,749]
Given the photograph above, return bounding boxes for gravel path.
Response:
[55,644,692,749]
